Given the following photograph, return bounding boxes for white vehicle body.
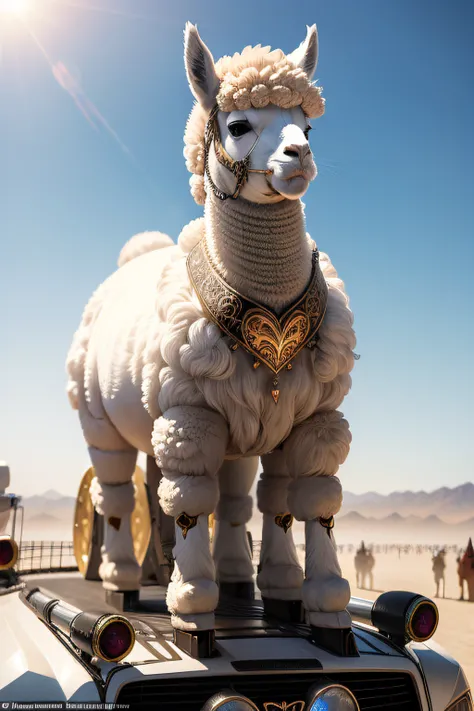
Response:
[0,572,471,711]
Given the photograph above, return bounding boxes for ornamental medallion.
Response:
[187,240,328,378]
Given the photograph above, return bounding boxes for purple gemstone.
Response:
[0,540,14,567]
[412,604,437,638]
[99,622,132,659]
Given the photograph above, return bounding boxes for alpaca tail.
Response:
[117,231,174,267]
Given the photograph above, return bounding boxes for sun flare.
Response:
[0,0,31,15]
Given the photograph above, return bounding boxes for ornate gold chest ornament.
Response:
[187,240,328,403]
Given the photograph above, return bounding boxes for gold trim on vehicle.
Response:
[91,614,135,662]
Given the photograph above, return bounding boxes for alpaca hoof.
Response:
[173,627,216,659]
[215,558,254,582]
[257,563,304,594]
[99,559,141,591]
[171,611,215,631]
[219,581,255,601]
[167,578,219,616]
[307,609,352,628]
[310,625,359,657]
[105,588,140,611]
[302,575,351,613]
[262,597,304,624]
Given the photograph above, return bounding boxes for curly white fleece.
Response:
[67,217,355,464]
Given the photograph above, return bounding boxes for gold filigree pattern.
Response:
[176,512,199,539]
[275,512,294,533]
[319,515,335,537]
[263,702,305,711]
[243,310,309,372]
[187,240,328,377]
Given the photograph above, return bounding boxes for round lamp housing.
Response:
[71,612,135,662]
[0,536,18,570]
[201,691,258,711]
[308,681,360,711]
[372,591,439,644]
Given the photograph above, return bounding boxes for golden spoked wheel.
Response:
[208,513,215,542]
[73,465,151,577]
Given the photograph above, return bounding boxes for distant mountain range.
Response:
[18,483,474,534]
[21,491,76,523]
[338,510,474,533]
[341,482,474,523]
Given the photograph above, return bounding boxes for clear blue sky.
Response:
[1,0,473,496]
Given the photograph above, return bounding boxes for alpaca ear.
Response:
[287,24,319,80]
[184,22,220,110]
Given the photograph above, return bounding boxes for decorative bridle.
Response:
[204,104,273,200]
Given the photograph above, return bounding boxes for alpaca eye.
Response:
[304,125,312,140]
[228,120,252,138]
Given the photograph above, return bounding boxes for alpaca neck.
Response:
[204,195,312,313]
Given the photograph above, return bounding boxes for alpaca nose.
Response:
[283,144,311,161]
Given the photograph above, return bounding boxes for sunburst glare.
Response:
[0,0,31,15]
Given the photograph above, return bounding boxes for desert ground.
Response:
[337,546,474,689]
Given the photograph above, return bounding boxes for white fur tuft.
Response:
[283,411,352,477]
[89,477,136,517]
[215,494,253,524]
[117,231,174,267]
[152,406,228,477]
[257,476,290,515]
[288,474,343,520]
[158,472,218,517]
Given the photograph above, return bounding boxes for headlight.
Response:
[201,691,258,711]
[406,597,439,642]
[0,535,18,569]
[446,692,473,711]
[308,682,360,711]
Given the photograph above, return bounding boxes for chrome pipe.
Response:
[21,587,135,662]
[348,591,438,644]
[347,596,375,625]
[49,600,81,635]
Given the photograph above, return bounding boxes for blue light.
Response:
[309,700,329,711]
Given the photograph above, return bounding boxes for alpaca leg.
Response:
[284,411,353,637]
[88,446,140,590]
[73,365,145,592]
[257,450,304,605]
[153,406,228,631]
[77,393,140,591]
[213,457,257,598]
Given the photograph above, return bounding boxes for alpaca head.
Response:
[183,24,324,205]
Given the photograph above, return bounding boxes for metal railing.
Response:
[16,540,78,575]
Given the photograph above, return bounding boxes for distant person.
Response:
[366,547,375,590]
[457,538,474,602]
[432,548,446,598]
[354,541,375,590]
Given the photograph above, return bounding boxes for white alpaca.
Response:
[67,23,356,642]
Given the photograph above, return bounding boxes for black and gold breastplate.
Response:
[187,240,328,403]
